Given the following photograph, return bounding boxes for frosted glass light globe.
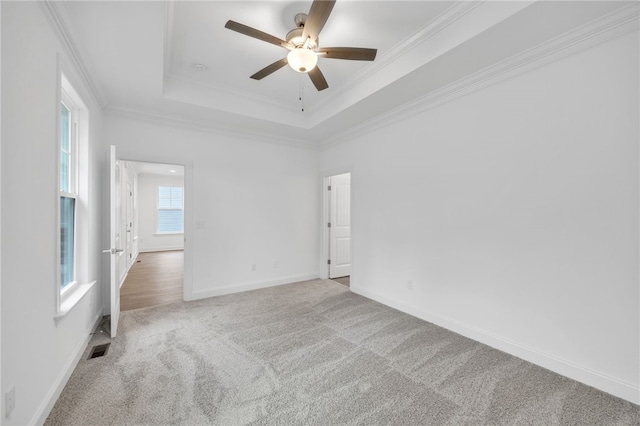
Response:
[287,48,318,73]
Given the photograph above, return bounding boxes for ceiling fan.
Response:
[225,0,377,91]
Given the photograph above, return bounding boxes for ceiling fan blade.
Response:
[318,47,377,61]
[302,0,336,43]
[308,66,329,91]
[225,20,290,49]
[250,58,288,80]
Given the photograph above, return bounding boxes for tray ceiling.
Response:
[59,1,637,146]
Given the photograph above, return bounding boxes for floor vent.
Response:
[88,343,110,359]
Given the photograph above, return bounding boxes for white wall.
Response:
[1,3,104,424]
[321,31,639,403]
[137,173,185,252]
[105,115,320,300]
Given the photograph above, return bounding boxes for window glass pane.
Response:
[60,196,75,288]
[170,186,183,208]
[61,104,69,151]
[158,186,183,233]
[158,186,172,209]
[60,104,70,192]
[60,151,69,193]
[158,209,183,233]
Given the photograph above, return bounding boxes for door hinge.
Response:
[327,259,331,265]
[327,222,331,228]
[327,185,331,191]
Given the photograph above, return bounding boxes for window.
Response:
[56,72,91,318]
[60,100,77,290]
[158,185,183,233]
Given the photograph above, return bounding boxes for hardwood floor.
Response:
[332,276,350,287]
[120,250,184,311]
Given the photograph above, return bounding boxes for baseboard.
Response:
[31,309,103,426]
[139,247,184,253]
[119,271,128,289]
[187,273,320,301]
[350,285,640,405]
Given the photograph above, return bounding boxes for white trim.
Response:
[139,247,184,253]
[323,3,640,149]
[32,309,103,426]
[55,281,96,321]
[59,280,78,305]
[186,273,319,301]
[119,272,128,289]
[104,107,319,151]
[319,176,331,280]
[57,67,90,318]
[165,72,304,113]
[40,1,107,109]
[320,171,355,280]
[350,285,640,405]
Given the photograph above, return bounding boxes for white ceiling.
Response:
[165,1,450,109]
[129,161,185,177]
[59,1,635,147]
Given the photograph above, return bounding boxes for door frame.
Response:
[125,176,133,270]
[114,151,194,301]
[320,171,354,284]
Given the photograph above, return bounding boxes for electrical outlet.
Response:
[407,280,413,290]
[6,385,15,418]
[251,264,256,271]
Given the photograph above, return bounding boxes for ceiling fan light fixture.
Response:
[287,48,318,73]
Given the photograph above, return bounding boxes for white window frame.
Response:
[156,185,184,234]
[59,88,79,300]
[56,71,93,319]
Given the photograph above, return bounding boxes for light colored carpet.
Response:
[46,279,639,425]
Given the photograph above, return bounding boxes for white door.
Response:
[329,173,351,278]
[108,145,122,337]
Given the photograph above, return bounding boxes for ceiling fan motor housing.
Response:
[286,17,318,49]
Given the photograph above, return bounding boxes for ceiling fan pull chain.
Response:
[300,74,305,112]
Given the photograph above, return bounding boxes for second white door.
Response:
[329,173,351,278]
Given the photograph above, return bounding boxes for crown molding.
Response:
[104,106,320,151]
[322,2,639,150]
[310,0,483,113]
[40,1,108,110]
[164,73,304,115]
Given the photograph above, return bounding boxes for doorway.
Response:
[326,172,351,284]
[119,161,185,311]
